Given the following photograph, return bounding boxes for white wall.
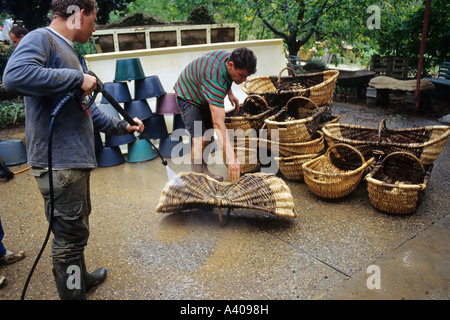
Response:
[85,39,286,111]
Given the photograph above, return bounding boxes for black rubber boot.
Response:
[81,253,107,292]
[52,258,86,300]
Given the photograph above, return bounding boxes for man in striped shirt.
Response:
[174,48,257,182]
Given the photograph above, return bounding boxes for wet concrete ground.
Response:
[0,102,449,301]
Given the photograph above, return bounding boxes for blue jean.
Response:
[0,217,6,256]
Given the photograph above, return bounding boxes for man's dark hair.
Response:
[9,26,29,38]
[230,47,257,75]
[51,0,98,19]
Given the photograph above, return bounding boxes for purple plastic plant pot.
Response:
[156,93,180,114]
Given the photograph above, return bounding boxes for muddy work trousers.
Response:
[31,168,92,264]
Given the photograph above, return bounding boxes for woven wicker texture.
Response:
[365,151,433,214]
[225,94,279,136]
[302,143,375,199]
[241,68,339,108]
[275,153,323,181]
[264,96,326,143]
[156,172,297,219]
[260,130,325,157]
[322,119,450,165]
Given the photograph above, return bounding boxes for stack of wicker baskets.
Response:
[225,94,278,173]
[225,67,340,176]
[266,96,333,180]
[241,67,339,109]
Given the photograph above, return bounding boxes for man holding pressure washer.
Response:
[3,0,144,299]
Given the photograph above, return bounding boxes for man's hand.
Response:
[126,117,145,133]
[81,73,97,97]
[227,158,242,183]
[228,89,240,113]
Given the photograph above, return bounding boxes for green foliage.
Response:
[0,45,14,80]
[102,0,449,74]
[74,38,97,60]
[0,99,25,128]
[303,58,327,72]
[370,0,450,77]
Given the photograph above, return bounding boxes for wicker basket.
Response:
[234,146,260,173]
[365,151,433,214]
[322,119,450,165]
[258,131,325,157]
[241,68,339,108]
[302,143,375,199]
[275,153,323,181]
[264,96,326,143]
[156,172,297,225]
[225,94,277,136]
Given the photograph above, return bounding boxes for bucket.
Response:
[101,82,132,103]
[96,146,125,167]
[127,138,157,162]
[142,114,169,139]
[156,93,180,114]
[135,76,166,100]
[0,139,27,166]
[159,135,185,158]
[124,99,153,120]
[105,133,136,147]
[114,58,146,82]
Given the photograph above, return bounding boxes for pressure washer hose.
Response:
[21,90,86,300]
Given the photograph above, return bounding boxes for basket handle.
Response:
[378,119,387,143]
[277,67,296,83]
[326,143,366,165]
[285,96,318,111]
[380,151,425,173]
[243,94,269,110]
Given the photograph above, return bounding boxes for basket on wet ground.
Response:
[275,152,323,181]
[302,143,375,199]
[264,96,326,143]
[365,151,432,215]
[261,130,325,157]
[241,68,339,108]
[156,172,297,225]
[322,119,450,165]
[225,94,278,136]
